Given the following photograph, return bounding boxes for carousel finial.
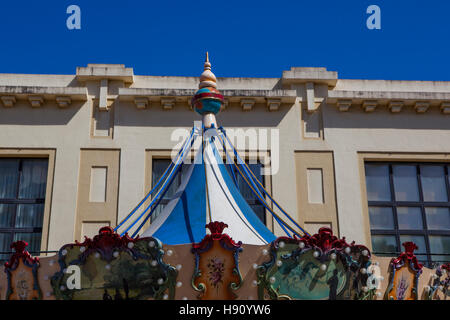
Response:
[204,51,211,70]
[191,52,224,127]
[199,51,217,89]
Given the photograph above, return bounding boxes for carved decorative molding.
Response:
[336,99,352,112]
[267,98,281,111]
[362,100,377,113]
[388,101,404,113]
[161,98,175,110]
[240,98,255,111]
[56,96,72,108]
[414,101,430,113]
[134,97,149,109]
[1,95,16,108]
[28,96,44,108]
[441,102,450,114]
[328,90,450,115]
[0,86,88,108]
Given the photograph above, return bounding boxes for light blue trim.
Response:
[114,128,195,232]
[121,132,196,236]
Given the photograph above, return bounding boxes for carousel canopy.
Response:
[114,53,308,245]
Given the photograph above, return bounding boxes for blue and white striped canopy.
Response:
[141,130,276,245]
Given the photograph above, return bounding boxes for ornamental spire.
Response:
[199,51,217,89]
[191,53,224,127]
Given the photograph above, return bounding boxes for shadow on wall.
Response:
[0,101,84,126]
[0,99,293,128]
[323,104,450,131]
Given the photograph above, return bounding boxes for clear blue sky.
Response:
[0,0,449,80]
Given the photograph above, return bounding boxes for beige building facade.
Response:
[0,64,449,265]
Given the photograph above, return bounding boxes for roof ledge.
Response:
[282,67,338,88]
[76,64,134,83]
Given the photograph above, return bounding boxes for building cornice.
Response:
[0,86,88,108]
[1,64,449,115]
[118,88,297,111]
[327,90,450,114]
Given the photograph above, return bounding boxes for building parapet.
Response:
[282,67,338,88]
[76,64,134,83]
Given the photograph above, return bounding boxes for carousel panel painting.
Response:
[423,263,449,300]
[50,227,177,300]
[4,241,41,300]
[191,222,243,300]
[257,228,372,300]
[384,242,423,300]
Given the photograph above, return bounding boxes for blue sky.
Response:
[0,0,449,80]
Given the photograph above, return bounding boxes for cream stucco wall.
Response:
[0,64,449,254]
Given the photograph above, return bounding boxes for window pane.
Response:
[251,204,266,224]
[425,207,450,230]
[152,160,189,198]
[420,165,448,202]
[0,232,12,261]
[247,163,264,184]
[392,165,419,201]
[13,232,41,254]
[397,207,423,230]
[151,160,188,221]
[369,206,394,230]
[429,236,450,264]
[19,159,48,199]
[365,164,391,201]
[0,159,19,199]
[15,204,44,228]
[0,204,16,228]
[399,235,427,263]
[371,235,398,256]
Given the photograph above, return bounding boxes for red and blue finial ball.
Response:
[192,87,224,116]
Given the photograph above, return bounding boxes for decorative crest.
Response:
[392,241,423,271]
[4,240,39,269]
[206,221,228,236]
[74,226,138,262]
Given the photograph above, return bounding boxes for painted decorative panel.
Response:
[50,226,177,300]
[4,241,41,300]
[423,263,449,300]
[384,242,423,300]
[256,227,373,300]
[191,222,243,300]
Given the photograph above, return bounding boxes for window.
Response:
[226,161,266,224]
[0,159,48,260]
[151,159,189,221]
[365,163,450,266]
[151,159,266,224]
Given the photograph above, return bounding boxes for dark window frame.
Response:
[0,158,47,258]
[366,162,450,266]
